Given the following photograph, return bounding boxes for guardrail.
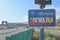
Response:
[0,27,33,40]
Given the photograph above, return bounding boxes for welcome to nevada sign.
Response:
[28,9,56,27]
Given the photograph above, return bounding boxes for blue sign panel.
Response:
[28,9,56,27]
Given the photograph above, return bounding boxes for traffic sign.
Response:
[45,0,51,4]
[28,9,56,27]
[35,0,51,4]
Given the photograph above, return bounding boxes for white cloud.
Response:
[55,8,60,13]
[56,15,60,19]
[0,21,1,24]
[21,16,28,22]
[55,7,60,19]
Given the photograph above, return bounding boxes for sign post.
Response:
[28,0,54,40]
[40,28,44,40]
[28,9,56,40]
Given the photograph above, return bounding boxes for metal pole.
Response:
[40,4,45,40]
[40,28,44,40]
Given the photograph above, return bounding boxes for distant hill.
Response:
[7,23,28,27]
[22,22,28,24]
[0,22,28,29]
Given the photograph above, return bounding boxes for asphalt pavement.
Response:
[30,36,39,40]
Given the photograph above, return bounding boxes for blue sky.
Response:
[0,0,60,23]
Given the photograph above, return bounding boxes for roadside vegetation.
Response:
[33,28,60,40]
